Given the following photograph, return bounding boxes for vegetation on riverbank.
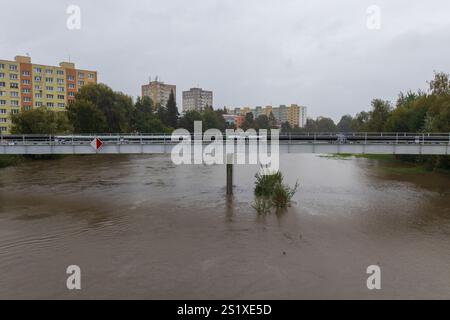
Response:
[284,72,450,171]
[252,169,298,214]
[321,153,450,175]
[0,155,23,169]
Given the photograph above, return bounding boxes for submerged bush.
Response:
[253,168,299,214]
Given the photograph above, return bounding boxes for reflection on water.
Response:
[0,154,449,299]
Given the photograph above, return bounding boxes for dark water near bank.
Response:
[0,154,449,299]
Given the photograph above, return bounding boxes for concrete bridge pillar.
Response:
[226,154,233,195]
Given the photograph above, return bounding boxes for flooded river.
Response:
[0,154,449,299]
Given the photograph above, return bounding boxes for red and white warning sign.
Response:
[90,137,104,151]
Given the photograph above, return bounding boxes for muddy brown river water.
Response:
[0,154,449,299]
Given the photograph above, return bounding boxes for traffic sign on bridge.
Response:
[90,137,104,151]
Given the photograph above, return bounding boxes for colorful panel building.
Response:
[0,56,97,133]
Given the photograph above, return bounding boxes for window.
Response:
[0,82,5,87]
[0,127,7,132]
[11,92,19,97]
[46,69,53,74]
[58,103,65,108]
[22,79,31,85]
[0,91,4,96]
[23,106,32,111]
[88,73,95,79]
[0,101,6,106]
[10,74,18,80]
[0,73,4,78]
[35,93,42,98]
[22,71,30,76]
[46,86,54,91]
[11,100,19,106]
[10,83,19,89]
[78,72,84,78]
[46,94,54,99]
[67,75,75,81]
[0,64,4,70]
[9,65,18,71]
[22,88,31,93]
[46,102,54,107]
[45,77,53,83]
[56,70,64,75]
[68,83,75,89]
[34,76,42,82]
[58,95,65,100]
[34,67,41,73]
[57,78,64,84]
[78,81,84,86]
[35,102,42,107]
[23,97,32,102]
[11,109,19,114]
[57,87,65,92]
[35,85,41,91]
[0,118,7,123]
[69,92,75,97]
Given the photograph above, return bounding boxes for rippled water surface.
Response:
[0,154,449,299]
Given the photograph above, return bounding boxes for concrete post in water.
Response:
[226,154,233,195]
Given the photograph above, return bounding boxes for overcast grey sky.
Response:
[1,0,449,120]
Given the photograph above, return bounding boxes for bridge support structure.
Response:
[226,154,233,195]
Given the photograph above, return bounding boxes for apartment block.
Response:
[182,87,213,112]
[0,55,97,133]
[229,104,307,128]
[141,78,176,108]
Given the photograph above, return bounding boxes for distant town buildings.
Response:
[227,104,307,128]
[182,87,213,112]
[0,55,97,134]
[141,77,176,108]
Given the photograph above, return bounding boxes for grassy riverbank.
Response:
[321,154,450,175]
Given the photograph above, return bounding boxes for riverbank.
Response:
[0,155,23,169]
[0,155,66,169]
[320,154,450,175]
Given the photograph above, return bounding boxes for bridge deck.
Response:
[0,133,449,155]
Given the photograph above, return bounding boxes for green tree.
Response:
[11,107,72,134]
[337,115,353,132]
[67,99,107,133]
[75,83,133,132]
[165,90,179,128]
[178,110,203,132]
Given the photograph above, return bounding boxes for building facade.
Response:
[228,104,307,128]
[141,78,176,108]
[182,87,213,112]
[0,55,97,133]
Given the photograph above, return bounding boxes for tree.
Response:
[316,117,337,132]
[178,110,203,132]
[337,115,353,132]
[365,99,392,132]
[255,115,270,130]
[11,107,72,134]
[241,112,254,130]
[75,83,133,132]
[67,99,107,133]
[164,90,179,128]
[428,71,450,96]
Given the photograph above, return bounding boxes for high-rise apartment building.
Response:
[182,87,213,112]
[141,78,176,108]
[0,56,97,133]
[288,104,307,128]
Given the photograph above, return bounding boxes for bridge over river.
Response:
[1,132,449,155]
